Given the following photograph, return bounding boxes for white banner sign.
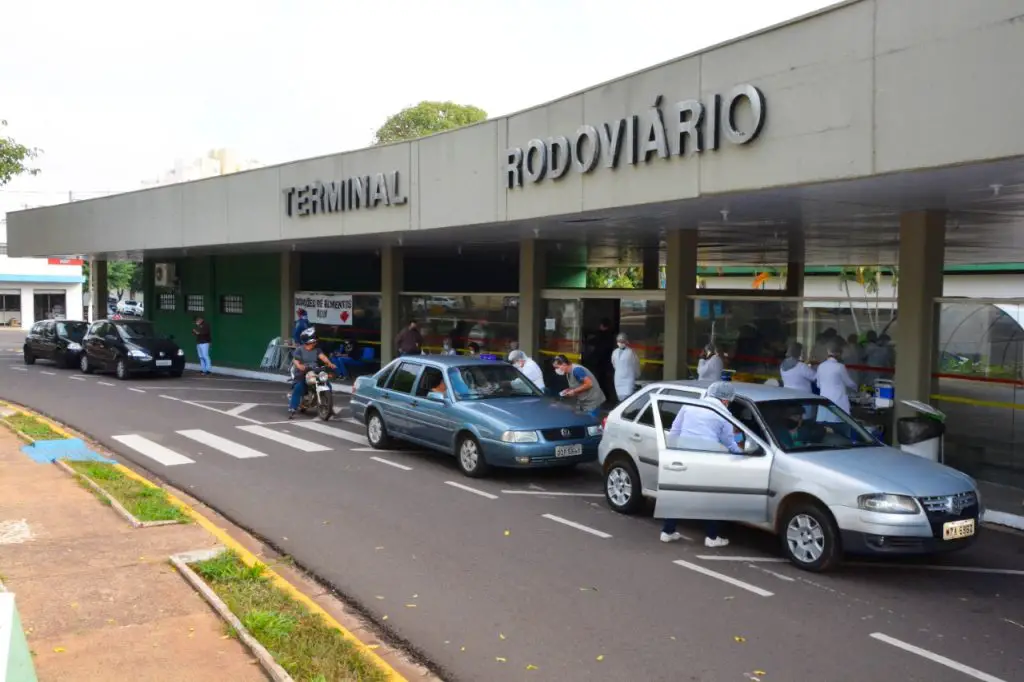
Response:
[294,291,353,326]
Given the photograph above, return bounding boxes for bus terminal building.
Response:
[9,0,1024,504]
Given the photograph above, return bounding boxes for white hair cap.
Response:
[706,381,735,403]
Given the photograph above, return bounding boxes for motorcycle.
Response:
[295,365,334,421]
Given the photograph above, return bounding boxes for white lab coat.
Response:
[668,403,742,454]
[780,361,816,392]
[516,358,545,390]
[697,354,723,381]
[816,357,857,417]
[611,346,641,401]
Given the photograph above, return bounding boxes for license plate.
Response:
[155,360,172,367]
[554,444,583,458]
[942,518,975,540]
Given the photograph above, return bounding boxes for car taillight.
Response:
[601,416,608,429]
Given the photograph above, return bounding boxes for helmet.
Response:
[300,327,317,344]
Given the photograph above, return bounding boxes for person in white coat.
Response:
[508,350,545,391]
[816,339,857,417]
[779,342,816,392]
[610,333,641,402]
[697,343,723,381]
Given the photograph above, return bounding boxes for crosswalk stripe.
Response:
[177,429,268,459]
[112,434,196,466]
[237,425,331,452]
[293,421,367,445]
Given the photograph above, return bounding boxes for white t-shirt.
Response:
[519,358,546,390]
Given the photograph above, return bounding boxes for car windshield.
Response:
[57,321,88,341]
[755,398,877,453]
[447,364,540,400]
[116,321,156,340]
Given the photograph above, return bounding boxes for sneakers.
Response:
[660,532,683,543]
[287,410,296,420]
[704,536,730,548]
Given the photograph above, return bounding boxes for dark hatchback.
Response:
[23,319,89,368]
[80,319,185,380]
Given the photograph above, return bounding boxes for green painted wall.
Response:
[146,254,281,369]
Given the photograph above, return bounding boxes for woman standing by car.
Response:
[611,333,641,401]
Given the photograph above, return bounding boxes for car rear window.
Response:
[620,392,650,421]
[387,362,421,394]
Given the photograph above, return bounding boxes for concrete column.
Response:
[893,210,946,420]
[380,245,404,365]
[518,238,546,357]
[280,252,300,340]
[642,242,661,290]
[663,229,698,380]
[18,286,34,329]
[93,259,108,321]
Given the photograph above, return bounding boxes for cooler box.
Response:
[873,379,894,409]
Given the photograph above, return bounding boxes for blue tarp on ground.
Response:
[19,438,114,464]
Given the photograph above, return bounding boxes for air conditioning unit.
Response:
[154,263,176,288]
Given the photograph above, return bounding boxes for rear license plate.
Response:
[155,359,172,367]
[554,444,583,458]
[942,518,975,540]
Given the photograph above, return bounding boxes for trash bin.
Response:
[896,400,946,462]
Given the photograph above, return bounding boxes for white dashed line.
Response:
[695,555,788,563]
[97,381,115,387]
[501,490,604,498]
[869,633,1007,682]
[10,367,27,371]
[541,514,612,538]
[70,376,86,381]
[159,394,179,401]
[177,429,268,459]
[370,456,413,471]
[40,370,56,376]
[128,387,146,393]
[672,559,775,597]
[444,481,499,500]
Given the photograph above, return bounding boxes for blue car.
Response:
[351,356,602,477]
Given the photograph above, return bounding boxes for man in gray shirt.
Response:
[552,354,606,417]
[289,327,336,418]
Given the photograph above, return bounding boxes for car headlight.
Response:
[587,425,603,437]
[857,493,920,514]
[128,349,151,359]
[66,342,82,351]
[318,371,329,382]
[501,430,539,443]
[177,349,185,356]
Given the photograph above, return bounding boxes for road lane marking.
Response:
[159,394,179,400]
[444,481,499,500]
[226,403,259,416]
[172,396,263,424]
[696,556,788,563]
[293,421,366,444]
[236,425,331,452]
[112,434,196,466]
[542,513,612,538]
[869,633,1007,682]
[672,560,775,597]
[177,429,268,459]
[10,367,26,371]
[40,370,56,376]
[849,562,1024,576]
[70,376,86,381]
[370,456,413,471]
[343,417,362,427]
[501,490,604,498]
[97,381,115,386]
[128,387,145,393]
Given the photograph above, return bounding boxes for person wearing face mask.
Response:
[779,342,816,392]
[817,338,857,425]
[552,354,606,418]
[440,337,458,356]
[610,333,641,402]
[697,343,723,381]
[771,405,809,449]
[508,349,545,391]
[660,381,739,547]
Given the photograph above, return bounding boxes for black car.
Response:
[23,319,89,369]
[80,319,185,380]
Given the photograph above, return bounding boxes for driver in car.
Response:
[771,405,809,449]
[288,327,336,419]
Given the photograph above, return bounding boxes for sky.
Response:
[0,0,834,218]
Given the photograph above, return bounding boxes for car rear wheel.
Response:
[23,347,35,365]
[780,502,841,572]
[604,457,643,515]
[366,410,393,449]
[456,434,489,478]
[80,354,93,374]
[115,359,131,380]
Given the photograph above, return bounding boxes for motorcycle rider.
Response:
[289,327,336,419]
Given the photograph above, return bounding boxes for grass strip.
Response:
[192,550,387,682]
[1,412,64,440]
[67,461,188,523]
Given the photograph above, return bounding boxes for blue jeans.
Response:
[196,343,211,372]
[662,519,721,539]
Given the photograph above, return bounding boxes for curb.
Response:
[170,549,294,682]
[53,459,181,529]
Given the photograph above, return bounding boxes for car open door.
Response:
[650,395,773,525]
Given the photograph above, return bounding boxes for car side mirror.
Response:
[743,438,763,456]
[427,391,446,403]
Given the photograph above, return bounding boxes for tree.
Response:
[107,261,136,300]
[0,120,40,186]
[373,101,487,145]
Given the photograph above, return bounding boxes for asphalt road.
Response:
[2,342,1023,681]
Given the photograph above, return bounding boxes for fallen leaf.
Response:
[496,657,507,663]
[734,636,746,643]
[754,671,767,676]
[382,615,388,621]
[460,646,466,652]
[405,604,417,608]
[375,595,385,601]
[526,664,539,671]
[70,603,79,609]
[375,546,384,551]
[189,627,195,632]
[221,635,230,640]
[53,647,65,653]
[139,556,146,561]
[367,644,380,650]
[499,633,506,640]
[503,529,511,536]
[596,654,605,662]
[106,619,115,625]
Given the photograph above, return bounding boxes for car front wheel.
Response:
[115,358,131,380]
[80,354,93,374]
[366,410,393,449]
[780,502,841,572]
[604,457,643,515]
[23,347,35,365]
[456,434,489,478]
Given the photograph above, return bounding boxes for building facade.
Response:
[0,220,84,328]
